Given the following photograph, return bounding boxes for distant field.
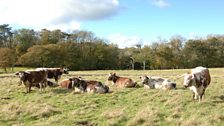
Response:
[0,68,223,126]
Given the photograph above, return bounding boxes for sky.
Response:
[0,0,224,48]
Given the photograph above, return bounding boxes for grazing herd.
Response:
[15,66,211,102]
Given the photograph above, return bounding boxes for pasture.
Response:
[0,68,224,126]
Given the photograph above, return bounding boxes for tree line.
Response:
[0,24,224,72]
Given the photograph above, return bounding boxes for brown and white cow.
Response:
[84,80,109,93]
[107,72,136,88]
[183,66,211,102]
[140,75,176,90]
[59,77,109,93]
[15,70,48,93]
[36,68,69,83]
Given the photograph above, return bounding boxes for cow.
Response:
[107,72,136,88]
[59,77,109,93]
[36,68,69,83]
[59,78,77,89]
[84,80,109,93]
[183,66,211,102]
[140,75,176,90]
[15,70,48,93]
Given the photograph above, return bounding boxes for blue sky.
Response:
[1,0,224,48]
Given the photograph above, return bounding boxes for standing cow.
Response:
[140,75,176,90]
[107,72,136,88]
[36,68,69,83]
[15,70,48,93]
[183,66,211,102]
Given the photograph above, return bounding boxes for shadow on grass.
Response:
[51,88,73,94]
[75,120,96,126]
[0,97,11,100]
[176,87,187,90]
[212,95,224,104]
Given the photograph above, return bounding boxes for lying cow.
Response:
[15,70,48,93]
[59,77,109,93]
[107,72,136,88]
[36,67,69,83]
[183,66,211,102]
[85,80,109,93]
[140,75,176,90]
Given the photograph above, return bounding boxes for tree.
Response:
[39,29,51,45]
[13,29,37,56]
[18,45,50,67]
[50,29,66,44]
[0,48,15,72]
[169,35,185,68]
[68,30,96,43]
[0,24,13,48]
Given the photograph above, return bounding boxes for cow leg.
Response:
[39,83,44,92]
[192,91,196,100]
[26,86,29,93]
[199,89,205,102]
[28,85,31,93]
[55,76,59,84]
[202,88,205,100]
[199,95,203,102]
[24,82,30,93]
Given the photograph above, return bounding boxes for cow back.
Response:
[115,77,136,88]
[59,79,73,89]
[26,70,48,83]
[192,67,211,88]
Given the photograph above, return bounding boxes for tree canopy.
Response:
[1,24,224,71]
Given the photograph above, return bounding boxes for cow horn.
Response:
[24,71,31,74]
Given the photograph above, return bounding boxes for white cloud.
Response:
[152,0,170,8]
[108,33,143,48]
[0,0,120,31]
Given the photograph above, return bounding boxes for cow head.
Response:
[140,75,149,84]
[183,73,195,88]
[15,71,30,82]
[108,72,116,81]
[63,68,69,74]
[140,75,155,88]
[69,77,80,88]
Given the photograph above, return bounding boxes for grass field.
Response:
[0,68,224,126]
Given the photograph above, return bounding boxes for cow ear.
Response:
[15,72,19,75]
[113,73,116,76]
[69,78,73,81]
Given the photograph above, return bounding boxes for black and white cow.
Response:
[140,75,176,90]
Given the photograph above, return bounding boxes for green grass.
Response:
[0,68,224,126]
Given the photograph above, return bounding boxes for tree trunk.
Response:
[143,61,146,70]
[130,57,134,70]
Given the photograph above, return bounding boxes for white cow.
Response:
[183,66,211,102]
[140,75,176,90]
